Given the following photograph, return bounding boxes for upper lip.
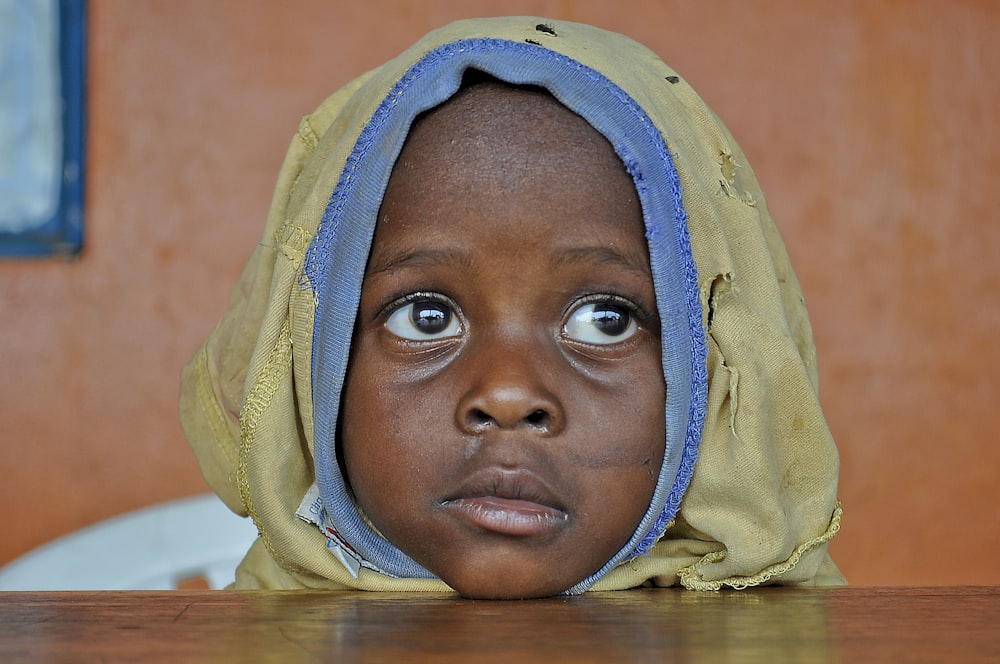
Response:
[442,467,566,512]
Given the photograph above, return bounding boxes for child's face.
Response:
[340,84,666,599]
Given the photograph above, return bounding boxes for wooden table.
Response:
[1,586,997,662]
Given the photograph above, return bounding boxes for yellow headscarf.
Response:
[180,17,842,591]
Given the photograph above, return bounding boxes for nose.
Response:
[456,343,565,437]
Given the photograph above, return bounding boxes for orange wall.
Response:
[2,0,998,586]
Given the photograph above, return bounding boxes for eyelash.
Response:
[566,292,657,332]
[375,291,457,322]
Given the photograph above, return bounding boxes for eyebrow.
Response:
[550,246,653,277]
[366,248,474,276]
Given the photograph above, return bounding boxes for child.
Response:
[180,17,843,598]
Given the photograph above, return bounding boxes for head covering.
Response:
[180,16,842,592]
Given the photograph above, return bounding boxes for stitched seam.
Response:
[298,116,320,150]
[238,317,294,569]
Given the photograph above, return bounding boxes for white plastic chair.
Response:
[0,494,259,590]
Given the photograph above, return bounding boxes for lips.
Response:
[441,468,569,537]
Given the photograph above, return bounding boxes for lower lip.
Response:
[443,497,568,537]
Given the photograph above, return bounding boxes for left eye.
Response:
[384,299,462,340]
[563,302,638,344]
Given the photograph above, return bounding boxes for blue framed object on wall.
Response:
[0,0,86,258]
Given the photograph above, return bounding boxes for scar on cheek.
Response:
[567,447,660,474]
[642,457,653,479]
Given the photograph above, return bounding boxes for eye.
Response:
[384,297,462,341]
[563,300,638,345]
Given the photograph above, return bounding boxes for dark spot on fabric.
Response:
[666,76,680,84]
[535,23,557,36]
[525,38,542,46]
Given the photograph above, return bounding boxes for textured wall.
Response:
[2,0,998,585]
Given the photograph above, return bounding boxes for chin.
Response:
[446,574,573,600]
[453,586,566,600]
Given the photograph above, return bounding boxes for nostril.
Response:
[466,409,495,431]
[524,409,550,429]
[463,407,553,433]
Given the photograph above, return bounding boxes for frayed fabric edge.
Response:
[677,502,843,591]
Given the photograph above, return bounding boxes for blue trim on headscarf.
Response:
[305,38,707,592]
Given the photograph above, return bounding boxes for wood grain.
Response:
[1,586,997,662]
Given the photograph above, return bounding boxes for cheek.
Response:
[339,344,447,512]
[566,362,666,535]
[340,347,396,500]
[568,357,666,472]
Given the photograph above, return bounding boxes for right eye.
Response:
[384,297,462,341]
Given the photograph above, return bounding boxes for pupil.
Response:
[411,302,451,334]
[592,305,629,335]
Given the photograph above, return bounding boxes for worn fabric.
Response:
[180,16,843,592]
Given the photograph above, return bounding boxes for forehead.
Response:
[372,81,646,258]
[393,81,630,189]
